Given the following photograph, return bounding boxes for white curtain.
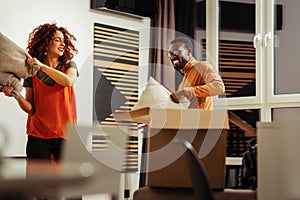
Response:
[150,0,176,91]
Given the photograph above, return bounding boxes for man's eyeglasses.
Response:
[167,49,182,58]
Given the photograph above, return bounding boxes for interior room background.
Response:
[2,0,300,155]
[1,0,300,199]
[0,0,150,156]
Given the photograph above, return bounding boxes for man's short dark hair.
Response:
[170,36,193,49]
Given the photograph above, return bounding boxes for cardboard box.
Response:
[114,107,229,189]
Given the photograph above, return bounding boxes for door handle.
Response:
[253,34,261,49]
[264,32,272,47]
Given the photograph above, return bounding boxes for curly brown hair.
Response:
[27,23,78,64]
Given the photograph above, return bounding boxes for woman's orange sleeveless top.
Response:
[26,66,77,139]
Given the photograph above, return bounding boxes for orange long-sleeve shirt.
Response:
[178,57,225,109]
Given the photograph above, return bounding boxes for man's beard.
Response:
[174,60,188,71]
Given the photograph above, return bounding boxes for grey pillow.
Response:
[0,32,39,98]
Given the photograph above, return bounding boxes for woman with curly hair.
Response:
[1,23,79,161]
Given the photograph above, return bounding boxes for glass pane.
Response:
[272,107,300,121]
[274,0,300,94]
[227,109,259,156]
[219,0,256,98]
[226,108,259,189]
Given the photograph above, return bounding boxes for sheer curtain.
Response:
[174,0,195,88]
[150,0,176,91]
[150,0,196,91]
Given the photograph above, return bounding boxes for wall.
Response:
[0,0,150,156]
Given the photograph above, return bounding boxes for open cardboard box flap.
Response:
[113,107,229,130]
[113,107,150,124]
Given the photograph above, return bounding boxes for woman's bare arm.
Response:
[16,87,34,114]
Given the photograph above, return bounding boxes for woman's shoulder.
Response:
[65,60,77,69]
[64,60,79,76]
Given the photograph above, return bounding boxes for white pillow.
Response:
[131,77,190,111]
